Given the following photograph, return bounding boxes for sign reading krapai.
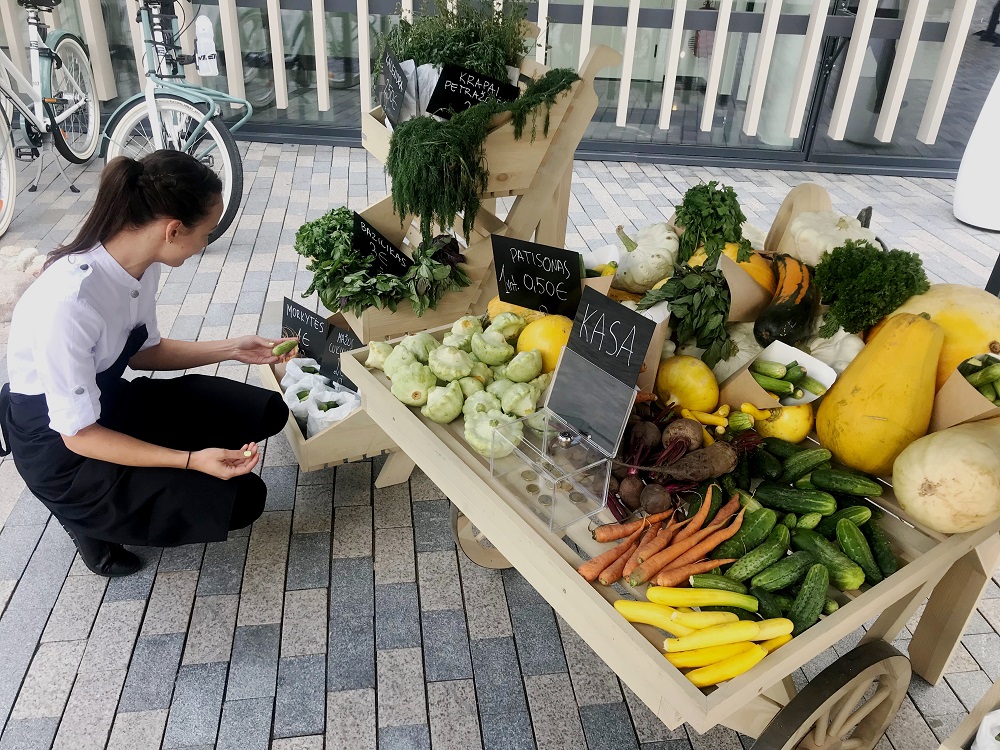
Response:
[426,64,519,118]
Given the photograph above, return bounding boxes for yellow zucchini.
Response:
[754,618,794,640]
[670,610,739,629]
[613,600,696,637]
[664,621,762,652]
[685,644,768,687]
[646,587,759,612]
[664,642,756,669]
[760,634,793,653]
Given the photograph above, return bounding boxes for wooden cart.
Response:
[341,336,1000,750]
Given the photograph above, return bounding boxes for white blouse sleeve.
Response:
[138,264,161,351]
[32,298,105,436]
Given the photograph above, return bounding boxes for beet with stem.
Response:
[661,418,703,452]
[629,421,662,451]
[659,441,739,484]
[618,475,645,511]
[640,483,673,514]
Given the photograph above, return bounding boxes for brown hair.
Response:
[45,150,223,269]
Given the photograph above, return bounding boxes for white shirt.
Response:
[7,245,162,436]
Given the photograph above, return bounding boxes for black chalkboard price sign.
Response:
[352,212,413,277]
[491,235,582,318]
[379,47,407,127]
[566,286,657,388]
[281,297,329,362]
[426,63,519,119]
[320,324,364,390]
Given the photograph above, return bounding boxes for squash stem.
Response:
[616,225,638,253]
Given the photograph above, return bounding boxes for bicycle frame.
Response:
[137,0,252,152]
[0,8,89,140]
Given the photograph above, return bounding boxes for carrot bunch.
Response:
[577,487,745,589]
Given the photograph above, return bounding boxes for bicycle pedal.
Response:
[15,146,40,162]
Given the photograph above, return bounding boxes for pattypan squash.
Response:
[803,324,865,374]
[505,350,543,383]
[486,378,516,400]
[486,312,527,342]
[471,331,516,366]
[442,332,473,352]
[365,341,393,371]
[383,345,418,380]
[428,345,474,382]
[469,361,494,386]
[390,362,437,406]
[421,381,465,424]
[399,332,441,363]
[786,211,879,267]
[501,383,537,418]
[457,376,485,399]
[464,409,522,459]
[612,223,680,293]
[463,390,501,419]
[452,315,484,337]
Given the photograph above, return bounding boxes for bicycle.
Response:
[101,0,252,243]
[0,0,101,238]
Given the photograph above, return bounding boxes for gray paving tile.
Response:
[0,718,59,750]
[373,484,412,528]
[282,588,328,657]
[379,725,431,750]
[162,662,228,749]
[52,667,127,750]
[333,506,373,559]
[226,624,281,701]
[107,709,168,750]
[0,525,45,581]
[480,709,535,750]
[421,609,473,682]
[458,551,512,640]
[376,648,426,728]
[328,614,376,692]
[426,679,482,750]
[909,674,967,718]
[944,670,993,712]
[412,499,454,553]
[272,737,325,750]
[103,546,161,602]
[263,466,298,511]
[216,697,272,750]
[580,702,640,750]
[158,544,205,572]
[964,632,1000,679]
[274,654,327,738]
[9,640,85,720]
[886,695,940,750]
[41,574,107,643]
[119,633,186,712]
[470,636,528,715]
[2,490,50,528]
[197,536,249,596]
[416,550,462,611]
[326,689,376,750]
[78,599,145,674]
[140,570,198,637]
[299,466,336,487]
[334,462,372,506]
[375,582,421,650]
[375,527,415,585]
[330,556,374,618]
[525,673,588,749]
[503,568,567,676]
[286,532,331,591]
[623,686,688,744]
[557,615,622,706]
[182,595,239,665]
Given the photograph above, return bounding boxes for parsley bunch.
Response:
[673,181,752,267]
[814,240,930,338]
[638,264,735,369]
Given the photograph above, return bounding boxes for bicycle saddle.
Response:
[17,0,62,8]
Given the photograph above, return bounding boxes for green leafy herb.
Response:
[638,264,735,369]
[813,239,930,338]
[673,181,752,267]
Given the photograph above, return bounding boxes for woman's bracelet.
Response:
[185,451,191,470]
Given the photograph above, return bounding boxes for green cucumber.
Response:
[750,448,783,481]
[774,593,795,613]
[750,587,785,620]
[751,360,788,379]
[836,519,883,585]
[272,340,299,356]
[751,551,817,592]
[823,598,840,616]
[799,375,828,397]
[958,357,985,377]
[797,512,823,530]
[721,473,737,498]
[794,474,817,490]
[689,574,748,594]
[967,363,1000,387]
[809,468,883,497]
[737,489,763,513]
[788,564,829,635]
[815,506,873,539]
[779,448,833,483]
[711,508,778,560]
[784,364,807,384]
[781,513,798,529]
[753,482,838,516]
[979,382,998,401]
[790,529,866,591]
[762,437,808,460]
[690,482,725,524]
[862,517,899,578]
[725,525,790,583]
[735,455,752,490]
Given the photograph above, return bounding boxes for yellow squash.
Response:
[516,315,573,373]
[656,356,719,413]
[664,642,756,669]
[817,313,944,476]
[688,243,777,296]
[685,644,768,687]
[486,296,546,324]
[613,600,695,637]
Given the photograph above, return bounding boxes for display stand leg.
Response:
[909,534,1000,684]
[861,579,935,646]
[534,165,573,247]
[374,451,416,488]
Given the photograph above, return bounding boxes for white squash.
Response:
[785,211,879,267]
[892,417,1000,534]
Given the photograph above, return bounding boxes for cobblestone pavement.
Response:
[0,143,998,750]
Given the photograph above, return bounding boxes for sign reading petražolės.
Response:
[426,64,519,119]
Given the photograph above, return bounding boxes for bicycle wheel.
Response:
[0,112,16,238]
[103,94,244,243]
[48,34,101,164]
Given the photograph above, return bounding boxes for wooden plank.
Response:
[374,451,416,488]
[873,0,929,142]
[312,0,330,111]
[860,579,935,645]
[266,0,289,109]
[827,0,879,140]
[615,0,642,127]
[77,0,117,100]
[700,0,734,132]
[657,0,687,129]
[917,0,977,143]
[218,0,247,105]
[742,0,782,137]
[785,0,829,138]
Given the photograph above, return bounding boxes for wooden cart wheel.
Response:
[450,504,513,570]
[751,641,911,750]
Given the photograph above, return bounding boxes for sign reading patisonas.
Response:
[491,236,582,318]
[426,64,519,119]
[352,212,413,277]
[281,297,329,361]
[567,286,657,388]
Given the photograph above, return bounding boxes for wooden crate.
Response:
[341,331,1000,739]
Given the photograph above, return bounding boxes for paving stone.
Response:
[286,532,331,591]
[161,662,227,749]
[216,697,272,750]
[140,570,198,637]
[78,599,145,674]
[374,527,415,585]
[182,595,239,665]
[377,647,427,728]
[2,490,50,528]
[103,546,161,602]
[334,462,372,506]
[686,725,743,750]
[197,536,250,596]
[480,708,535,750]
[328,614,376,692]
[226,624,281,701]
[10,640,86,720]
[330,556,374,618]
[944,669,994,712]
[158,544,205,572]
[282,588,328,657]
[503,568,566,676]
[41,574,107,642]
[272,737,324,750]
[326,688,376,750]
[416,550,462,611]
[580,702,641,750]
[623,686,688,744]
[294,485,334,534]
[379,725,431,750]
[375,582,421,650]
[263,466,298,511]
[421,609,473,682]
[119,633,186,712]
[238,511,291,626]
[470,637,528,716]
[412,499,454,553]
[373,484,412,528]
[557,614,622,706]
[274,654,327,738]
[909,673,967,718]
[106,709,169,750]
[426,679,482,750]
[51,668,127,750]
[525,673,588,749]
[886,695,941,750]
[0,718,59,750]
[0,525,45,581]
[409,468,446,502]
[333,506,373,559]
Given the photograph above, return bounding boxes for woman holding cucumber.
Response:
[0,151,295,578]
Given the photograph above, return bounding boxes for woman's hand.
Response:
[231,335,298,365]
[188,443,260,479]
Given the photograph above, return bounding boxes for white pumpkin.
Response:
[786,211,879,267]
[892,418,1000,534]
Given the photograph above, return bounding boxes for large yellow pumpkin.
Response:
[867,284,1000,390]
[688,243,777,295]
[516,315,573,373]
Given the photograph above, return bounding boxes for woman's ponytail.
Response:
[44,151,223,270]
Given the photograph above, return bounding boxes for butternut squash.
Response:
[816,313,944,476]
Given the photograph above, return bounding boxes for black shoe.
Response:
[71,534,143,577]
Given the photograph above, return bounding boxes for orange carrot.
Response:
[593,510,674,543]
[674,485,714,543]
[662,508,747,572]
[652,558,737,587]
[628,517,729,587]
[599,542,639,585]
[711,494,742,526]
[577,527,644,582]
[636,517,691,564]
[624,526,660,578]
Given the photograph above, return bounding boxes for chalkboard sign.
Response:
[353,212,413,277]
[379,47,407,127]
[426,64,520,119]
[281,297,329,362]
[567,286,657,389]
[320,324,364,390]
[492,236,582,318]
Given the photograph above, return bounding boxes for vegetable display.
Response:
[672,181,753,267]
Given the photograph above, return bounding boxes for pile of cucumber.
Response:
[959,354,1000,406]
[692,437,898,637]
[749,359,827,404]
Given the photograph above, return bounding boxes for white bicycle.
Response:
[0,0,101,237]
